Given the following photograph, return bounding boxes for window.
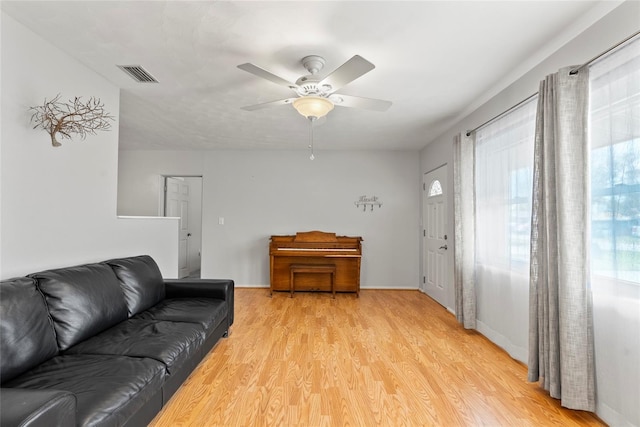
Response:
[428,180,443,197]
[475,97,537,270]
[509,167,533,263]
[589,37,640,284]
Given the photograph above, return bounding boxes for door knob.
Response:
[187,233,192,237]
[439,244,448,250]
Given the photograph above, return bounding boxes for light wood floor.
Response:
[149,289,605,426]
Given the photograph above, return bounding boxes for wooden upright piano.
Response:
[269,231,362,296]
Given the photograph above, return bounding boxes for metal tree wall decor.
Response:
[29,94,115,147]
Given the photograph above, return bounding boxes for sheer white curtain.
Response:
[474,99,537,361]
[589,37,640,425]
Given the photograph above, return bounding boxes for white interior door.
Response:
[165,177,190,278]
[423,165,448,306]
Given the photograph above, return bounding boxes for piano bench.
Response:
[289,264,336,298]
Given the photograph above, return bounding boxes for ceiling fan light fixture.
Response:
[292,96,334,119]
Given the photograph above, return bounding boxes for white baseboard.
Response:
[233,284,419,290]
[475,320,528,364]
[596,401,636,427]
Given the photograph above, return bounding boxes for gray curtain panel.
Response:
[527,66,596,411]
[453,132,476,329]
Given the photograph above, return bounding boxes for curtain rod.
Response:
[466,30,639,137]
[569,30,639,75]
[465,93,537,137]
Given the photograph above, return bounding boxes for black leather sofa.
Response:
[0,255,234,427]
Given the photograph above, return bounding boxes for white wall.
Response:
[0,12,178,279]
[118,153,203,276]
[419,2,640,426]
[118,149,421,288]
[117,151,205,217]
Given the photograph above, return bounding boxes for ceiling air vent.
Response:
[117,65,158,83]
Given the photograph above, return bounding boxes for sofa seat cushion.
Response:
[0,388,76,427]
[135,298,228,332]
[65,319,204,375]
[4,354,165,427]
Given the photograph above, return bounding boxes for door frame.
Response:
[421,164,452,308]
[159,175,203,278]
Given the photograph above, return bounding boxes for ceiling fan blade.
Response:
[329,94,392,112]
[240,98,297,111]
[237,63,297,89]
[319,55,375,92]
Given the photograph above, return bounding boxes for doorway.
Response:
[163,176,203,279]
[422,165,448,306]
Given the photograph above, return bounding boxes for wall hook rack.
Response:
[354,195,382,212]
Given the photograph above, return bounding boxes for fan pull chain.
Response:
[308,117,315,160]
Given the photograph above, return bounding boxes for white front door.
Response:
[423,165,448,306]
[165,177,190,278]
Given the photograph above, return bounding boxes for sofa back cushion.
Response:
[105,255,165,316]
[0,277,59,383]
[30,263,128,351]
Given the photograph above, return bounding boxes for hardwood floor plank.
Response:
[149,289,606,426]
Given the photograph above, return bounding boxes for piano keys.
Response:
[270,231,362,296]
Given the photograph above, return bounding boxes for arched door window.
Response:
[428,179,443,197]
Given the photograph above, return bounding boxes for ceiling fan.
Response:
[237,55,392,119]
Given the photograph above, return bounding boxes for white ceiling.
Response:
[1,1,615,151]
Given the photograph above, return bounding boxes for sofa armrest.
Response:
[0,388,76,427]
[164,279,234,327]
